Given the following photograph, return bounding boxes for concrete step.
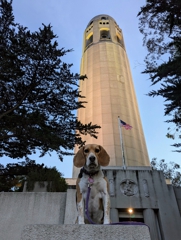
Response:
[21,224,151,240]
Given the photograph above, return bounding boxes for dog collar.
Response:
[78,167,99,178]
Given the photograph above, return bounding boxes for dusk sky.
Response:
[1,0,180,177]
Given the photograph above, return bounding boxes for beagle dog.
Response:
[73,144,111,224]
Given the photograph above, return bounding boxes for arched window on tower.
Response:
[89,21,93,26]
[117,36,122,44]
[100,29,111,40]
[85,33,93,48]
[117,33,124,47]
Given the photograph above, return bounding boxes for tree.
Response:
[138,0,181,151]
[151,158,181,187]
[0,0,100,161]
[0,160,68,192]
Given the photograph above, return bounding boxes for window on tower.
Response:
[86,33,93,48]
[89,21,93,26]
[101,16,107,20]
[116,33,124,48]
[117,36,122,44]
[100,29,111,40]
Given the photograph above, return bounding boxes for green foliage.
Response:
[26,166,68,192]
[0,160,68,192]
[151,158,181,187]
[0,0,100,161]
[138,0,181,151]
[138,0,181,64]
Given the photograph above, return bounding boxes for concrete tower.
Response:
[73,14,150,177]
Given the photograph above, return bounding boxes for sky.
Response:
[1,0,180,177]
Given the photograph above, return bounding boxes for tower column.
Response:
[73,14,150,178]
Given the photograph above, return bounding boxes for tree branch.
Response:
[0,85,34,120]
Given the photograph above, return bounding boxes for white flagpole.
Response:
[118,116,126,169]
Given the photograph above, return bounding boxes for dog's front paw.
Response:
[103,218,110,224]
[78,218,85,224]
[78,221,85,224]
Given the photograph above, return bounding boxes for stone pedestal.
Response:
[21,224,151,240]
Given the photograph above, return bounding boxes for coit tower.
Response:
[73,14,150,177]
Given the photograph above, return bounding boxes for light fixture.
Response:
[128,208,133,214]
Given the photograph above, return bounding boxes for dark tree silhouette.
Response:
[138,0,181,151]
[0,0,100,161]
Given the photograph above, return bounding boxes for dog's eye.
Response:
[84,149,89,153]
[95,148,100,153]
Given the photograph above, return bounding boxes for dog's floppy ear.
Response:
[73,147,85,168]
[98,146,110,166]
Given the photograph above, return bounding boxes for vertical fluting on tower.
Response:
[73,15,150,178]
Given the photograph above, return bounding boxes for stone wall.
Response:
[174,187,181,214]
[104,169,181,240]
[0,192,66,240]
[1,170,181,240]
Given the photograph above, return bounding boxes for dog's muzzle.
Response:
[89,156,96,163]
[88,154,97,168]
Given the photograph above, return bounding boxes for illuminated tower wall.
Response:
[73,15,150,177]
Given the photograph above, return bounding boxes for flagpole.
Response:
[118,116,126,169]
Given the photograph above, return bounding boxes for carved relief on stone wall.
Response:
[109,179,115,197]
[120,179,138,196]
[142,179,149,197]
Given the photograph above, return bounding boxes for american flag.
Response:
[120,119,132,130]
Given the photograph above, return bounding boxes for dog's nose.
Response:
[89,156,95,162]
